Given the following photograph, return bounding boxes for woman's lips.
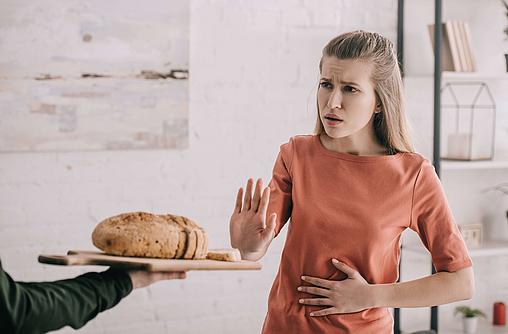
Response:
[324,113,343,126]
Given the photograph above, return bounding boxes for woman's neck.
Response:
[319,133,389,156]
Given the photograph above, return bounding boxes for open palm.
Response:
[230,179,276,259]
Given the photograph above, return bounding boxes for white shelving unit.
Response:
[441,160,508,171]
[405,73,508,81]
[404,239,508,258]
[442,72,508,81]
[467,239,508,257]
[397,0,508,332]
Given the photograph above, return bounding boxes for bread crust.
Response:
[92,212,181,258]
[92,212,209,260]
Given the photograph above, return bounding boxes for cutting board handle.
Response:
[38,254,88,266]
[38,252,151,271]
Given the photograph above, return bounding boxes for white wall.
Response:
[0,1,400,333]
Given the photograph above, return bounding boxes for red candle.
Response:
[494,302,506,325]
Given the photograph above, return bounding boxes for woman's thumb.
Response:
[265,213,277,237]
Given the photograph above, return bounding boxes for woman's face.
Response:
[317,56,381,142]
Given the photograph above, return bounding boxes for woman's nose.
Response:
[327,90,342,109]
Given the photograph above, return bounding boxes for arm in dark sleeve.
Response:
[0,260,133,334]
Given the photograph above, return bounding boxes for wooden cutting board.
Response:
[38,250,261,272]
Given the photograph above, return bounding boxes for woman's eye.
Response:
[344,86,357,92]
[320,82,332,89]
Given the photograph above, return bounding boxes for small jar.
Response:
[494,302,506,325]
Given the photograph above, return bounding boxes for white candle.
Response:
[447,133,471,160]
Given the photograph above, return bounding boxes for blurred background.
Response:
[0,0,507,333]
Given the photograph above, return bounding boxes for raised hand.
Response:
[229,178,277,261]
[298,259,374,316]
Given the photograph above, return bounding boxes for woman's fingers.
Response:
[297,286,331,298]
[242,178,254,212]
[331,259,359,278]
[242,178,267,213]
[301,276,335,290]
[298,296,341,317]
[234,187,244,214]
[251,179,263,211]
[264,213,277,239]
[257,185,270,218]
[308,307,340,317]
[299,297,332,306]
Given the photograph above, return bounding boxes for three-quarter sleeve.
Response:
[410,160,473,272]
[268,139,294,237]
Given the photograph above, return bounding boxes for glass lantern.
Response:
[440,82,496,161]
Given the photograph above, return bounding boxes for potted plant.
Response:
[454,306,487,333]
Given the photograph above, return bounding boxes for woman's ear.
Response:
[374,95,382,113]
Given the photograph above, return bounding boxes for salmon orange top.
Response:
[261,135,472,334]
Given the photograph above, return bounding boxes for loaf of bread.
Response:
[92,212,209,260]
[206,248,242,262]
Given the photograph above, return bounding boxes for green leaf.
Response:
[454,306,487,318]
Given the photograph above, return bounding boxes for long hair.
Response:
[315,30,415,154]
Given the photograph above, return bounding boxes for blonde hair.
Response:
[315,30,415,154]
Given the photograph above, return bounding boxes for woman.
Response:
[229,30,474,333]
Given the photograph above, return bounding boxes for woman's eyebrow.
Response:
[320,76,360,86]
[339,80,360,86]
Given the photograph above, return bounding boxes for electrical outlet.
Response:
[458,224,483,249]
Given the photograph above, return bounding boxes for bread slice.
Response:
[158,214,209,259]
[92,212,181,259]
[206,248,242,262]
[156,215,188,259]
[193,227,210,260]
[180,215,209,260]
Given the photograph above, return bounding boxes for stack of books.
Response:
[429,21,477,72]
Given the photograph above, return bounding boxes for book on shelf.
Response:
[462,22,478,71]
[458,22,473,71]
[428,21,477,72]
[428,22,457,71]
[452,21,468,71]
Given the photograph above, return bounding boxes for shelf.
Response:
[441,160,508,171]
[404,73,508,81]
[468,240,508,257]
[442,72,508,81]
[403,239,508,258]
[438,321,508,334]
